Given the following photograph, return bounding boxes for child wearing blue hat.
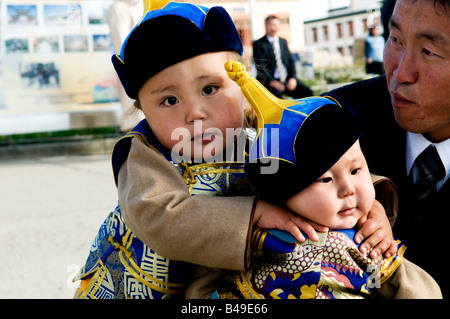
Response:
[73,0,397,299]
[214,61,441,299]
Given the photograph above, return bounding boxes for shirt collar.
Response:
[266,35,279,44]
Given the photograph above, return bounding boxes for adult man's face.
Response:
[265,18,280,38]
[384,0,450,142]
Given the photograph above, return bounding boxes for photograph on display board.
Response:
[34,35,60,54]
[92,77,119,103]
[43,4,82,26]
[7,4,38,26]
[86,2,110,25]
[20,62,61,89]
[5,38,29,54]
[93,34,112,51]
[63,35,88,52]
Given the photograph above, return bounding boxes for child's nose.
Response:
[186,104,207,123]
[338,177,356,198]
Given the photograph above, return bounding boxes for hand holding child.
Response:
[253,200,328,242]
[356,200,398,258]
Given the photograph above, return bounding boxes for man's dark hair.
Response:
[265,15,279,24]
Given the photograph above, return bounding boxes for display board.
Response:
[0,0,121,134]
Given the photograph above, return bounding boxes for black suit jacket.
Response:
[253,36,296,85]
[325,76,448,297]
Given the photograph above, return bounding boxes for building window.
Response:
[322,25,329,41]
[362,18,369,32]
[232,15,251,47]
[312,27,318,42]
[336,22,343,38]
[348,21,354,37]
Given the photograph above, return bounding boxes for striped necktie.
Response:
[412,145,445,207]
[272,39,287,83]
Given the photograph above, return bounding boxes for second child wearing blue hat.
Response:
[74,0,397,299]
[214,61,441,299]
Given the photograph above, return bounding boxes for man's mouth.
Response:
[391,91,414,107]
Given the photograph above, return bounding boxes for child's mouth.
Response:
[193,132,215,144]
[338,207,356,216]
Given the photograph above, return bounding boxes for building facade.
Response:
[191,0,306,54]
[303,0,383,68]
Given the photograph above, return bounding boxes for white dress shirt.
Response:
[406,132,450,191]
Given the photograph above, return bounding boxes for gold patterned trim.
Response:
[235,272,263,299]
[119,251,184,295]
[76,259,108,299]
[378,240,406,285]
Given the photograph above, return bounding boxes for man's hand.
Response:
[269,80,286,92]
[286,78,297,91]
[355,200,397,258]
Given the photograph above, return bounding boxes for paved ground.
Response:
[0,152,118,298]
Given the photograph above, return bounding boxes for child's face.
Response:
[138,52,245,160]
[285,140,375,230]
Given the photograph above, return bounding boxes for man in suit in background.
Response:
[253,15,313,99]
[325,0,449,297]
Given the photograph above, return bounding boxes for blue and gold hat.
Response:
[225,61,365,204]
[112,0,243,99]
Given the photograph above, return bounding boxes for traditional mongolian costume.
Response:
[73,0,255,299]
[74,120,255,299]
[215,61,442,299]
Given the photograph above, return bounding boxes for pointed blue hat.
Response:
[225,61,365,204]
[112,0,243,99]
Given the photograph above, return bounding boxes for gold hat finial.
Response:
[143,0,171,15]
[225,60,300,130]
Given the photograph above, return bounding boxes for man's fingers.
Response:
[354,216,378,244]
[384,240,398,259]
[358,229,398,258]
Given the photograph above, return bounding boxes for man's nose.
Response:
[393,49,418,84]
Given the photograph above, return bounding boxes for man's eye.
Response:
[389,35,402,47]
[162,96,178,106]
[202,85,217,96]
[422,48,438,57]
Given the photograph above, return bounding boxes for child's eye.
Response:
[202,85,217,96]
[162,96,178,106]
[317,177,332,183]
[351,168,361,175]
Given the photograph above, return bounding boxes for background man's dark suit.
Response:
[253,36,312,99]
[325,75,448,297]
